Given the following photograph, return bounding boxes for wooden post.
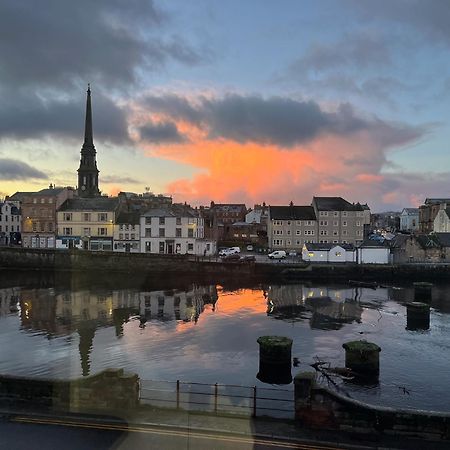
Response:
[176,380,180,409]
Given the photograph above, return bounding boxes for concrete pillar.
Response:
[413,282,433,303]
[294,371,316,420]
[406,302,430,331]
[342,340,381,378]
[257,336,292,384]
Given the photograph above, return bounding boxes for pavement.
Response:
[1,401,450,450]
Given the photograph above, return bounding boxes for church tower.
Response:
[77,85,100,197]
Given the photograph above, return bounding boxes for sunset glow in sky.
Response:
[1,1,450,211]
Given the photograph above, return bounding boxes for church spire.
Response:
[83,83,94,148]
[77,85,100,198]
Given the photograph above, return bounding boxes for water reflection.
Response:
[266,285,364,330]
[0,287,20,315]
[16,285,218,376]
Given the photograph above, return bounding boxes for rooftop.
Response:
[312,196,368,212]
[269,205,316,220]
[58,197,119,212]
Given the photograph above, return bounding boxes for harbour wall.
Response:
[1,247,450,282]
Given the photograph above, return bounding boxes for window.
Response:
[63,227,72,235]
[296,230,301,235]
[176,228,182,237]
[159,242,165,253]
[119,233,123,240]
[333,240,339,243]
[145,228,151,237]
[41,198,45,204]
[63,213,72,221]
[98,213,107,222]
[145,242,151,253]
[333,221,338,226]
[296,240,301,245]
[342,221,347,226]
[333,211,338,217]
[356,230,362,236]
[296,220,302,226]
[83,213,91,221]
[131,234,135,240]
[319,220,328,226]
[273,220,282,226]
[98,227,107,236]
[159,217,165,225]
[342,230,348,236]
[320,230,328,236]
[304,230,314,235]
[188,243,194,251]
[286,230,291,235]
[145,217,152,225]
[159,228,165,237]
[125,233,129,240]
[273,229,283,235]
[48,223,53,232]
[176,217,182,225]
[273,239,283,246]
[287,221,291,225]
[333,231,338,236]
[356,221,361,226]
[188,228,194,238]
[342,211,348,217]
[305,221,314,226]
[286,240,291,245]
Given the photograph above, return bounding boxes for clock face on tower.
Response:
[81,185,86,191]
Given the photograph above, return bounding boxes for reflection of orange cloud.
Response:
[214,287,266,315]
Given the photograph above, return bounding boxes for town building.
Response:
[400,208,419,232]
[0,201,21,245]
[140,204,215,255]
[56,197,119,250]
[19,185,75,248]
[206,202,248,241]
[268,204,317,251]
[312,197,370,246]
[433,204,450,233]
[370,211,400,232]
[113,211,140,253]
[357,239,391,264]
[301,243,356,263]
[419,198,450,233]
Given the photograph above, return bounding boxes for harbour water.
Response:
[1,272,450,413]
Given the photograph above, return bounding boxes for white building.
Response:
[357,241,391,264]
[140,205,216,256]
[400,208,419,232]
[433,204,450,233]
[113,211,140,253]
[302,243,356,263]
[0,201,21,245]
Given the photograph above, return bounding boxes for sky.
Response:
[1,0,449,212]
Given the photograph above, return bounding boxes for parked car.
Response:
[268,250,286,260]
[240,255,256,263]
[219,248,231,256]
[229,246,241,254]
[221,253,241,262]
[246,245,254,251]
[219,247,241,257]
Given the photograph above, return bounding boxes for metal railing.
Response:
[139,379,294,419]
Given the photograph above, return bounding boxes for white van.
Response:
[268,250,286,259]
[228,247,241,254]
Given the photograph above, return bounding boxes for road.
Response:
[0,415,348,450]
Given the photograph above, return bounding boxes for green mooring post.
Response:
[413,282,433,303]
[406,302,430,331]
[257,336,293,384]
[342,340,381,378]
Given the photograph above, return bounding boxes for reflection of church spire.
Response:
[77,322,96,376]
[112,308,132,337]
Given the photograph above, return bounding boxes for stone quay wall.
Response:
[294,372,450,441]
[1,247,450,281]
[0,369,139,413]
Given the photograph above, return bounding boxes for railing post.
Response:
[214,383,218,413]
[176,380,180,409]
[253,386,257,417]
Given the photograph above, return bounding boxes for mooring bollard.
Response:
[342,340,381,378]
[413,282,433,303]
[406,301,430,331]
[257,336,292,384]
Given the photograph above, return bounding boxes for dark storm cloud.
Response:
[0,0,202,90]
[139,121,186,144]
[139,93,425,148]
[0,158,47,181]
[101,175,142,184]
[0,89,129,143]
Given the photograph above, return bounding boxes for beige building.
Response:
[56,197,119,250]
[268,205,317,251]
[312,197,370,246]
